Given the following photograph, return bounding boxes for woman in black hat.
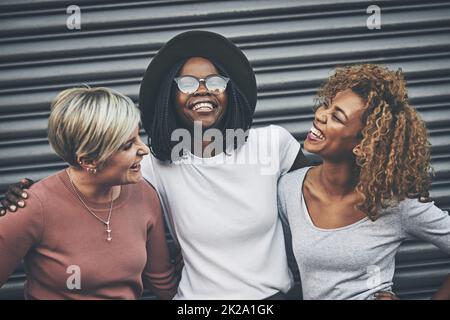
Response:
[137,30,307,299]
[2,30,307,300]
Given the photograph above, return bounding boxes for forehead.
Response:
[179,57,219,77]
[332,89,365,118]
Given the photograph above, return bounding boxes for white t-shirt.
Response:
[141,125,300,299]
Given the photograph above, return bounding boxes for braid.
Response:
[149,59,185,161]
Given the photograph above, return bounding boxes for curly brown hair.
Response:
[315,64,432,220]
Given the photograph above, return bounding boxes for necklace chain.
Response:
[66,168,114,241]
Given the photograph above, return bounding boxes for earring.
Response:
[86,167,97,174]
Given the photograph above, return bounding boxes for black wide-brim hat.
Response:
[139,30,257,132]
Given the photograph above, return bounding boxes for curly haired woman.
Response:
[278,64,450,300]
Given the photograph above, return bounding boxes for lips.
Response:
[188,99,218,113]
[130,161,141,171]
[192,102,214,112]
[307,124,325,141]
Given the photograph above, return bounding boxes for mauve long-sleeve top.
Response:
[0,170,178,300]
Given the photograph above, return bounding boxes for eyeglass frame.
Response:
[173,74,230,95]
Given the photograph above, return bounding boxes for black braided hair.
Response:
[148,58,254,161]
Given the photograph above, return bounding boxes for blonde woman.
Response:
[0,87,177,299]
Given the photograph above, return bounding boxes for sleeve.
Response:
[141,188,178,300]
[0,190,44,286]
[271,125,301,177]
[277,174,290,228]
[401,198,450,255]
[140,153,156,186]
[277,173,302,281]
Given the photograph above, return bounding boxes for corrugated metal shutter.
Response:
[1,0,449,300]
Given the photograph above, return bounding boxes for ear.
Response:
[77,156,99,171]
[352,144,362,157]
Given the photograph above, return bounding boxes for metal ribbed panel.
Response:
[1,0,449,300]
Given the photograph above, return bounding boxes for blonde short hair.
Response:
[48,86,141,168]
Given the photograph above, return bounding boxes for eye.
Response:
[122,142,133,150]
[332,114,342,122]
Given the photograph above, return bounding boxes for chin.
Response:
[304,141,317,154]
[122,173,142,185]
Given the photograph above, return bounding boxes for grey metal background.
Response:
[0,0,449,300]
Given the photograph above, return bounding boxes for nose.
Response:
[193,79,209,95]
[315,107,327,124]
[136,137,150,156]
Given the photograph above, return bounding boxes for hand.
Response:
[374,291,400,300]
[408,190,431,203]
[0,178,34,216]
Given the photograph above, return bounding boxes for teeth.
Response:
[310,126,325,140]
[192,102,213,111]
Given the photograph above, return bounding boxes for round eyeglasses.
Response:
[174,75,229,95]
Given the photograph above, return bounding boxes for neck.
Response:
[317,160,357,198]
[68,167,119,203]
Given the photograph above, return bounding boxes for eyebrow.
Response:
[334,105,349,121]
[123,137,135,145]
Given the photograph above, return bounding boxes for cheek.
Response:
[218,94,228,113]
[104,154,134,172]
[176,91,188,107]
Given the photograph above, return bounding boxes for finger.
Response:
[5,191,21,206]
[9,184,29,199]
[376,296,393,300]
[0,198,16,213]
[19,178,34,189]
[419,191,431,203]
[0,206,6,216]
[374,292,398,300]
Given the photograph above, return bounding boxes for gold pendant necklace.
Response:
[66,169,114,241]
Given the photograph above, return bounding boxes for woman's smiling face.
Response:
[304,89,366,161]
[174,57,228,130]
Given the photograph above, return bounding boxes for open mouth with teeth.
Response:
[307,125,325,141]
[190,101,217,113]
[130,162,141,171]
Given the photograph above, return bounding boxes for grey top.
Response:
[278,167,450,300]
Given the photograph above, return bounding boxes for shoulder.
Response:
[250,125,291,138]
[249,125,297,149]
[27,171,66,204]
[278,167,312,197]
[279,166,311,185]
[397,197,444,218]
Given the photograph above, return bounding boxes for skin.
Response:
[174,57,228,132]
[303,89,367,229]
[69,126,150,203]
[303,88,450,300]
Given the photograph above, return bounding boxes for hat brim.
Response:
[139,30,257,132]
